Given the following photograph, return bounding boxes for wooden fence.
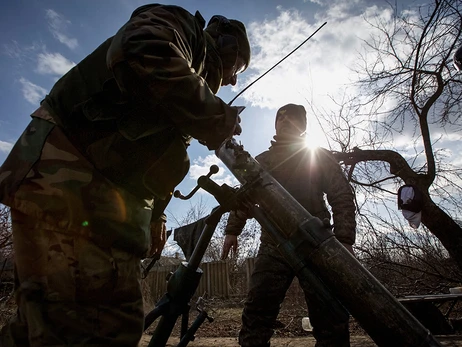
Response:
[144,259,256,301]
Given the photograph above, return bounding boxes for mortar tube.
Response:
[188,207,225,270]
[217,139,441,347]
[250,205,350,323]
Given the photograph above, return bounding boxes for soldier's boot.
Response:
[313,323,350,347]
[0,315,30,347]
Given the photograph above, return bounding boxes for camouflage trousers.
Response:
[239,242,350,347]
[0,209,145,346]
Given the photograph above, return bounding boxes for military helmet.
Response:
[454,45,462,71]
[205,15,251,73]
[275,104,307,131]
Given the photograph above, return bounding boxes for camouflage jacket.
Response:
[41,4,238,200]
[225,139,357,245]
[0,4,239,255]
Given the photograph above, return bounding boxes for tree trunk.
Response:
[421,193,462,274]
[334,150,462,274]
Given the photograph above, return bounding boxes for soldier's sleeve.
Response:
[318,149,357,245]
[106,5,238,149]
[224,210,249,236]
[152,195,172,222]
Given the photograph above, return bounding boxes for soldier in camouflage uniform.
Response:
[222,104,356,347]
[0,4,250,346]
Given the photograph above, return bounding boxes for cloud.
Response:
[238,4,416,154]
[321,0,368,21]
[3,40,26,60]
[189,155,239,188]
[18,78,47,104]
[3,42,76,77]
[45,9,78,49]
[36,52,76,76]
[433,131,462,143]
[432,130,462,166]
[0,141,14,154]
[240,6,391,110]
[3,40,44,65]
[305,0,324,5]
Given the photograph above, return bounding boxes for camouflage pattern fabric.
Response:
[226,139,356,245]
[0,209,144,347]
[40,4,239,199]
[239,243,350,347]
[0,3,244,255]
[107,4,238,150]
[0,114,153,256]
[225,138,356,347]
[0,116,150,345]
[0,3,246,345]
[257,140,356,245]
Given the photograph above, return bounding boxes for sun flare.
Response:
[304,132,324,149]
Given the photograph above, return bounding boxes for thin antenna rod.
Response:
[228,21,327,106]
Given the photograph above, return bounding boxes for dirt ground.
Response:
[143,335,462,347]
[2,292,462,346]
[143,296,350,340]
[142,297,462,347]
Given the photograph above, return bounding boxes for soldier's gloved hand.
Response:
[232,106,245,136]
[198,107,243,149]
[147,219,167,258]
[234,116,242,136]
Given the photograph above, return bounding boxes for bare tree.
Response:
[0,205,12,257]
[354,197,462,294]
[0,205,13,303]
[166,196,260,264]
[167,196,211,228]
[326,0,462,271]
[204,216,260,266]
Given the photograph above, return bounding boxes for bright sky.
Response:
[1,0,457,235]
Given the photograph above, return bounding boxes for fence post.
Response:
[146,261,234,300]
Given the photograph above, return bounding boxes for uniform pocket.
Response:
[75,239,118,303]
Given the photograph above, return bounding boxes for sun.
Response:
[304,131,324,149]
[302,122,329,149]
